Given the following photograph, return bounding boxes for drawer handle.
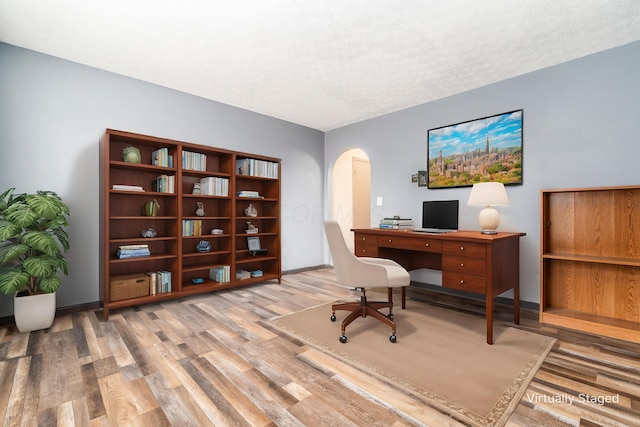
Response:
[425,243,430,247]
[460,246,465,251]
[460,263,465,267]
[388,239,393,243]
[362,237,366,241]
[460,280,465,284]
[362,249,367,253]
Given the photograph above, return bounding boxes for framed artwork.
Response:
[247,236,261,251]
[427,110,523,189]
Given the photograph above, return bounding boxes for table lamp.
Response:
[467,182,509,234]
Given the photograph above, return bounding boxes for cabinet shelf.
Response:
[543,252,640,267]
[100,129,281,319]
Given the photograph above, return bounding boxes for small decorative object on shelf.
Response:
[210,228,223,235]
[195,201,206,217]
[196,240,212,252]
[191,277,204,284]
[141,227,157,238]
[246,221,258,234]
[122,146,141,163]
[192,183,202,194]
[244,203,257,217]
[143,199,160,216]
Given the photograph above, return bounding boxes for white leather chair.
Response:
[324,220,410,343]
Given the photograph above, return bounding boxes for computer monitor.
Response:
[420,200,459,232]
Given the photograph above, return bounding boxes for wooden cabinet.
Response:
[540,185,640,343]
[100,129,281,318]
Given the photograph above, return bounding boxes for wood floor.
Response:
[1,268,640,426]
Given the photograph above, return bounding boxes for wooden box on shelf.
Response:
[540,185,640,343]
[110,274,150,302]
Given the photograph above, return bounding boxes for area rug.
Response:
[271,300,555,427]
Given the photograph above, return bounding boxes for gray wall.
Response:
[0,43,325,317]
[325,41,640,304]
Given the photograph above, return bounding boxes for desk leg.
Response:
[514,285,520,325]
[486,296,494,345]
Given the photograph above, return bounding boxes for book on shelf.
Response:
[199,177,229,196]
[151,148,173,168]
[152,174,175,193]
[209,265,231,283]
[112,184,144,192]
[147,271,157,296]
[182,219,203,236]
[153,271,172,294]
[236,158,278,178]
[182,150,207,171]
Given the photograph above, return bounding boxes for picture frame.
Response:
[247,236,261,251]
[427,110,523,189]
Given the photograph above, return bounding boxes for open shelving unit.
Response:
[99,129,281,319]
[540,185,640,343]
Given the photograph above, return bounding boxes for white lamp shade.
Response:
[467,182,509,207]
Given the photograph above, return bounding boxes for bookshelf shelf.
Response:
[100,129,281,319]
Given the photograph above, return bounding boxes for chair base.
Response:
[331,288,400,343]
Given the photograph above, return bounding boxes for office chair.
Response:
[324,220,410,343]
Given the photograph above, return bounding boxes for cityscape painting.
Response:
[427,110,523,189]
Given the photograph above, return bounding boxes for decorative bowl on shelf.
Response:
[122,146,141,163]
[196,240,212,252]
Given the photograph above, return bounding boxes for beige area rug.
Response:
[271,300,555,427]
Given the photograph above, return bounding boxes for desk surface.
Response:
[353,228,526,241]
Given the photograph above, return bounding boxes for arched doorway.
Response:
[331,149,371,250]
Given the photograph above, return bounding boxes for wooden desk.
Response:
[352,228,526,344]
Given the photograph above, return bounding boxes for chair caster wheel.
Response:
[387,312,394,320]
[389,334,397,343]
[330,314,337,322]
[339,335,347,343]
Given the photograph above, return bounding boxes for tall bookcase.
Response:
[540,185,640,343]
[100,129,281,319]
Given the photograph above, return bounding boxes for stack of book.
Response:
[379,217,414,230]
[116,244,150,259]
[236,190,261,198]
[209,265,231,283]
[236,158,278,178]
[147,271,172,295]
[112,184,144,192]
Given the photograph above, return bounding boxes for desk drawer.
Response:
[354,244,378,257]
[443,241,486,258]
[355,233,377,246]
[377,235,442,253]
[442,256,486,276]
[442,272,486,293]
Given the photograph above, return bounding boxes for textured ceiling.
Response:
[2,1,640,131]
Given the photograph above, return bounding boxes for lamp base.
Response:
[478,206,500,234]
[480,230,498,235]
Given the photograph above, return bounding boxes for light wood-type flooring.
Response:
[1,268,640,426]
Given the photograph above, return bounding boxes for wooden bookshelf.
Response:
[540,185,640,343]
[100,129,281,319]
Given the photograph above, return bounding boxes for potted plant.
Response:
[0,188,70,332]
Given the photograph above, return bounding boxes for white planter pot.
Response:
[14,292,56,333]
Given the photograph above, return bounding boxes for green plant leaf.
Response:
[0,188,15,212]
[23,255,58,278]
[37,276,61,293]
[51,228,70,252]
[0,242,29,263]
[0,220,22,241]
[21,231,60,257]
[26,193,64,220]
[0,269,29,294]
[3,203,38,228]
